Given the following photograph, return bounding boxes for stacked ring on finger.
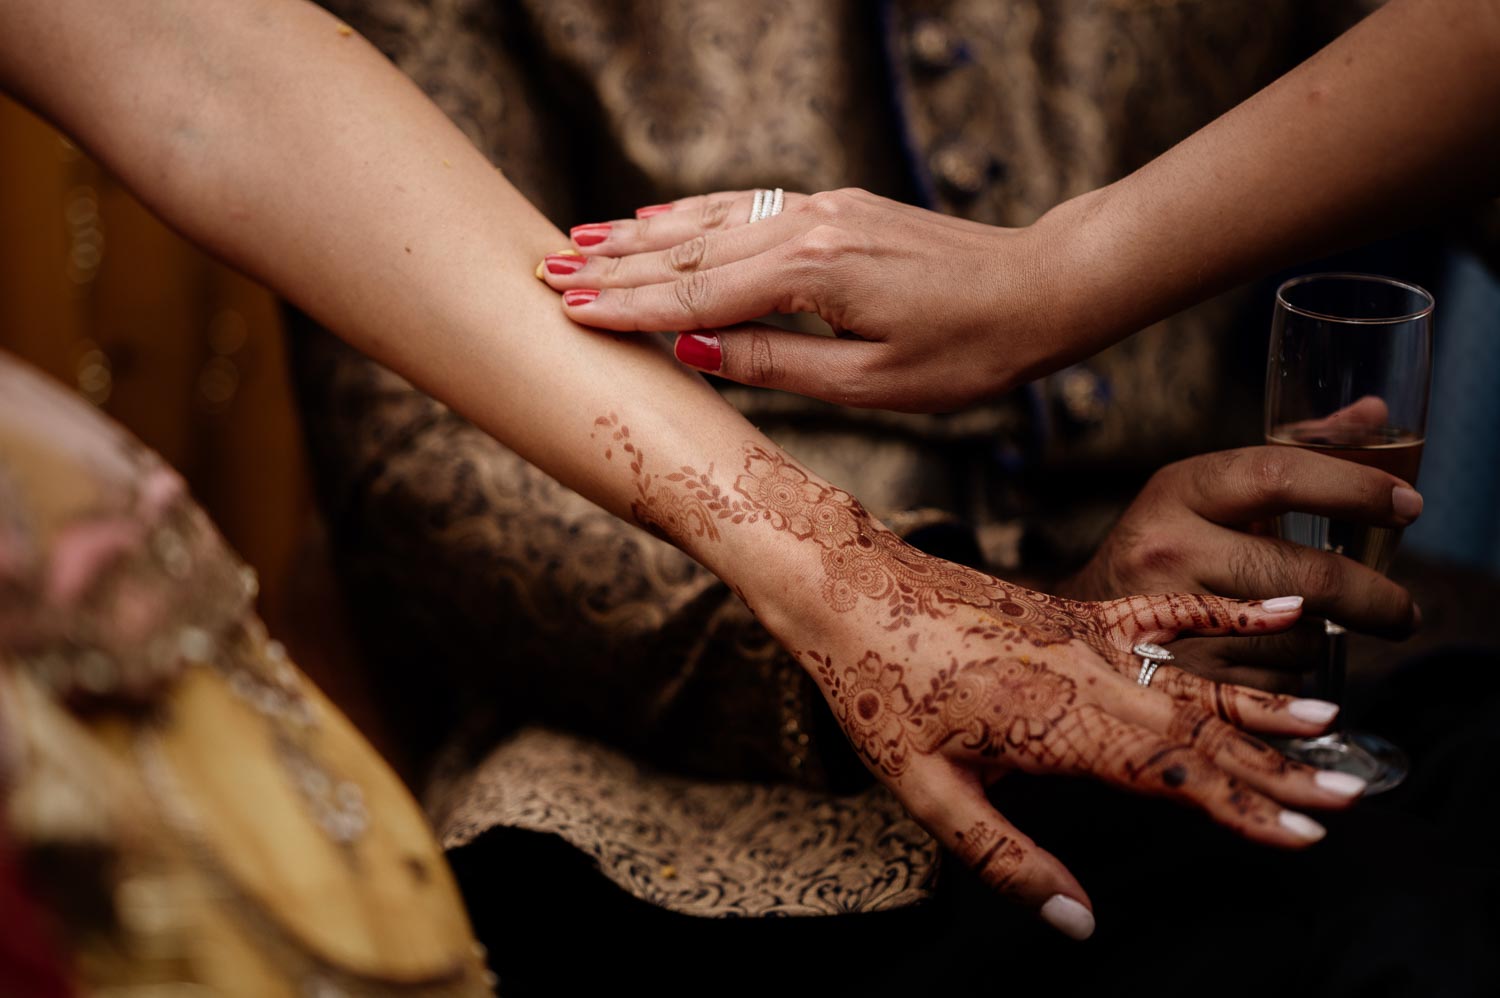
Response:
[748,188,785,224]
[1133,642,1174,688]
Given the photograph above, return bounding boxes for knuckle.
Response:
[745,331,782,387]
[1247,450,1293,505]
[667,235,708,273]
[699,198,733,229]
[1125,531,1183,578]
[793,224,846,266]
[670,271,712,322]
[804,189,850,222]
[1297,554,1345,600]
[1225,543,1271,596]
[610,284,640,319]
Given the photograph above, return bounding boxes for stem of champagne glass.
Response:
[1322,618,1348,707]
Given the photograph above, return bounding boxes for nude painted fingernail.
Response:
[562,289,599,307]
[635,203,674,218]
[1392,486,1424,521]
[545,254,587,275]
[1279,810,1327,842]
[1040,895,1095,941]
[674,333,722,372]
[534,260,545,280]
[570,224,611,247]
[1314,770,1367,798]
[1263,596,1304,613]
[1287,698,1340,725]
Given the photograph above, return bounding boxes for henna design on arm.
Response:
[594,422,1099,642]
[594,413,762,544]
[593,417,1297,814]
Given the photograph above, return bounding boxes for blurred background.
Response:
[0,96,390,753]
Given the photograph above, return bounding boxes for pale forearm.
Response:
[0,0,824,619]
[1039,0,1500,369]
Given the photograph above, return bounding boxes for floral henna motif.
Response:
[595,423,1107,642]
[806,649,1079,779]
[593,413,761,544]
[731,446,1096,639]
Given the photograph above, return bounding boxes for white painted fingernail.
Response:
[1314,770,1368,798]
[1263,595,1304,613]
[1040,895,1095,940]
[1287,699,1340,725]
[1279,810,1327,842]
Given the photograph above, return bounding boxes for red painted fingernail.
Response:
[563,289,600,307]
[571,224,611,247]
[545,254,587,275]
[635,203,674,219]
[674,333,722,372]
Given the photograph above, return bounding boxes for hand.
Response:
[779,516,1360,940]
[619,438,1368,939]
[539,188,1080,412]
[1058,445,1423,690]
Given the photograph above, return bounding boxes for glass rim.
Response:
[1275,272,1434,325]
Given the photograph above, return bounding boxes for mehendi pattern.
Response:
[806,649,1079,779]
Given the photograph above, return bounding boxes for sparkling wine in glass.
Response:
[1264,273,1433,794]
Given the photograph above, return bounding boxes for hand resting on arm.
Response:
[542,0,1500,412]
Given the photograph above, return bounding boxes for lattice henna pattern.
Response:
[805,648,1085,778]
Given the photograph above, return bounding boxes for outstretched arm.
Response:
[541,0,1500,410]
[0,0,1359,936]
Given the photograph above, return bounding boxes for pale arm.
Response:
[0,0,1356,936]
[1051,0,1500,374]
[542,0,1500,409]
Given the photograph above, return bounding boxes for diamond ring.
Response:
[1133,642,1174,688]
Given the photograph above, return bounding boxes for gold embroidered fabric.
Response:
[427,727,937,917]
[0,354,494,995]
[291,0,1383,919]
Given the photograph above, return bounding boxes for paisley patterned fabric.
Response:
[291,0,1382,918]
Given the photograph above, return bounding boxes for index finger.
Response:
[1172,446,1423,527]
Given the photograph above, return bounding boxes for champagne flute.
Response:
[1264,272,1432,795]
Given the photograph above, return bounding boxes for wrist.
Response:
[1027,186,1130,365]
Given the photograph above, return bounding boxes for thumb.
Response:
[672,324,887,407]
[913,764,1095,940]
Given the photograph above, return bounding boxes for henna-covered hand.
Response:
[593,418,1365,940]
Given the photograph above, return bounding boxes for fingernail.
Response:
[1263,595,1304,613]
[563,289,600,307]
[1287,698,1340,725]
[1279,810,1327,842]
[571,224,610,247]
[534,260,545,280]
[1392,486,1424,521]
[1412,602,1423,629]
[1039,895,1095,941]
[1314,770,1368,798]
[635,203,674,218]
[675,333,722,372]
[545,254,587,276]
